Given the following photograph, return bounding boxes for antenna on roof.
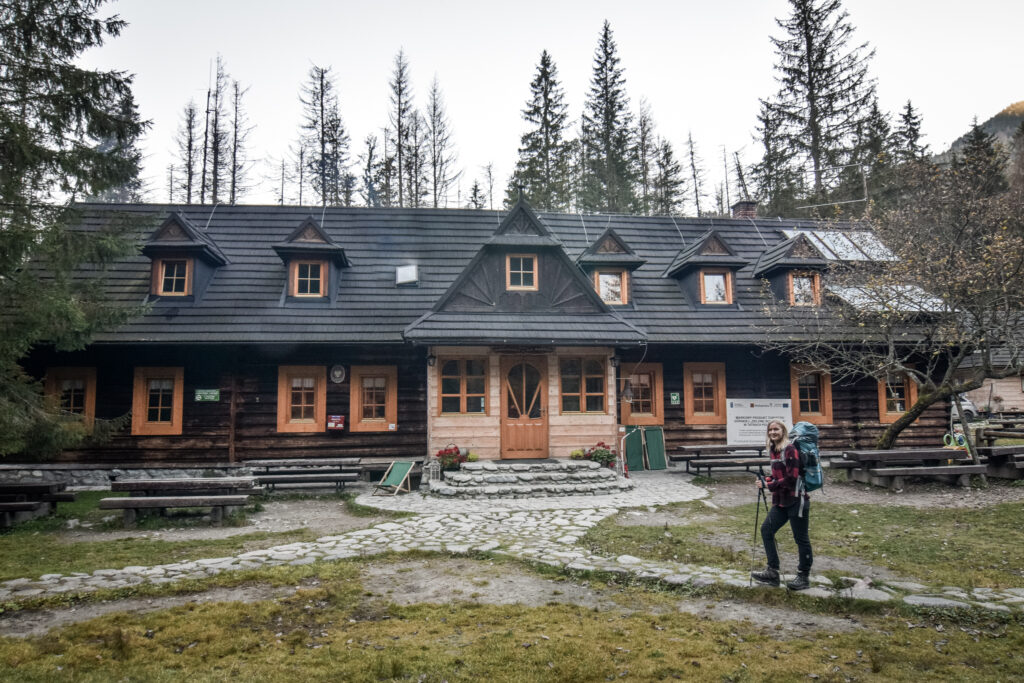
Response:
[577,213,589,243]
[320,203,327,226]
[746,217,768,247]
[669,214,685,246]
[203,202,221,231]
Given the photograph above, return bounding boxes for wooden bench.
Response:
[975,445,1024,479]
[669,445,766,473]
[100,495,251,525]
[684,457,771,477]
[112,478,263,496]
[255,472,358,491]
[0,501,45,528]
[842,448,982,490]
[244,458,363,491]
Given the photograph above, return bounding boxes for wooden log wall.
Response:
[27,345,428,465]
[620,345,949,452]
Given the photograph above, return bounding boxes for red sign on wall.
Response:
[327,415,345,431]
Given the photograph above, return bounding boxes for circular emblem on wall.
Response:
[329,365,346,383]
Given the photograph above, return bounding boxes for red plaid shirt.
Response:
[765,443,805,508]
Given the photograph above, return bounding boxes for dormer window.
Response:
[507,254,537,291]
[152,258,193,296]
[594,270,628,305]
[290,260,326,298]
[790,271,821,306]
[700,269,732,304]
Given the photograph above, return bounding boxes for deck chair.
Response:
[373,460,414,496]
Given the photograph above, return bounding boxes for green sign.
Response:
[194,389,220,402]
[669,392,680,405]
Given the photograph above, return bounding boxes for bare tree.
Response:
[207,56,230,204]
[299,64,350,206]
[426,77,458,207]
[228,81,254,204]
[175,100,200,203]
[482,162,495,209]
[388,49,413,207]
[686,132,706,216]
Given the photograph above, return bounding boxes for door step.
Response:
[428,459,633,498]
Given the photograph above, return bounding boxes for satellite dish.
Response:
[329,365,346,383]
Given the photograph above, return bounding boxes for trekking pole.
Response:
[750,474,766,586]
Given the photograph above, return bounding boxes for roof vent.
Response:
[396,264,419,286]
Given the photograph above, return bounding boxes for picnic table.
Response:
[0,481,74,527]
[111,477,262,496]
[668,445,768,476]
[975,445,1024,479]
[840,448,986,490]
[243,458,362,491]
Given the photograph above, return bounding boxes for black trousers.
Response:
[761,500,813,574]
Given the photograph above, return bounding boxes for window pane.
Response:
[466,377,485,395]
[466,396,485,413]
[147,378,174,422]
[631,372,654,415]
[703,273,727,303]
[59,378,86,413]
[562,395,580,412]
[584,376,603,394]
[296,263,322,295]
[362,376,387,419]
[440,360,459,376]
[885,374,907,412]
[597,272,623,303]
[465,360,485,376]
[441,396,461,413]
[161,260,188,294]
[585,395,604,412]
[441,377,460,394]
[583,359,603,375]
[692,371,716,414]
[798,373,821,413]
[793,275,816,305]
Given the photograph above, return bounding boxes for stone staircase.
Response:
[427,459,633,499]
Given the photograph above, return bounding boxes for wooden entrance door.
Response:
[500,356,548,459]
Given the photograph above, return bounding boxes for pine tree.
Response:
[228,81,254,204]
[685,132,707,216]
[388,50,413,207]
[951,120,1008,197]
[507,50,573,210]
[426,77,458,208]
[650,137,685,215]
[578,21,637,213]
[733,152,752,201]
[857,99,895,208]
[894,100,928,162]
[403,111,428,208]
[466,179,487,209]
[175,101,200,203]
[0,0,147,455]
[88,98,146,203]
[206,56,231,204]
[751,101,801,216]
[359,134,382,207]
[764,0,876,199]
[299,65,351,206]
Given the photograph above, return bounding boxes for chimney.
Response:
[731,200,757,219]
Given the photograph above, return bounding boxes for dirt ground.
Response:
[4,475,1020,639]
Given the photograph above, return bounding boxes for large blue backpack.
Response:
[789,421,823,516]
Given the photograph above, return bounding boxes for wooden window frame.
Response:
[593,269,629,305]
[683,362,726,425]
[558,357,607,414]
[45,367,97,430]
[619,362,664,426]
[131,366,184,435]
[276,365,326,433]
[789,271,821,306]
[877,372,919,424]
[790,364,833,425]
[151,258,193,296]
[699,269,732,305]
[506,253,539,291]
[289,259,328,298]
[438,358,489,416]
[350,365,398,432]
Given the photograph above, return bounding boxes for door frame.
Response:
[499,355,549,459]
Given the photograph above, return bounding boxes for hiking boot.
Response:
[786,572,810,591]
[751,567,780,586]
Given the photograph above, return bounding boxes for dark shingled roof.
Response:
[752,233,829,277]
[663,230,748,277]
[66,202,852,346]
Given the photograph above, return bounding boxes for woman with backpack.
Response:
[751,419,814,591]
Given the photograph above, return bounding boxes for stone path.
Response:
[2,472,1022,613]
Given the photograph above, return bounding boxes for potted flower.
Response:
[436,444,467,471]
[585,441,618,468]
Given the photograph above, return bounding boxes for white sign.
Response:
[726,398,792,445]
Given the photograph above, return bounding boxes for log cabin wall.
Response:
[28,344,428,464]
[619,345,949,452]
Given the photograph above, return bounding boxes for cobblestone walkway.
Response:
[2,472,1022,613]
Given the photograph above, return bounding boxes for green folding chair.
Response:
[373,461,415,496]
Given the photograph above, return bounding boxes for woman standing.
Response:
[751,419,813,590]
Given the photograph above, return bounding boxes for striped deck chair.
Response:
[373,461,414,496]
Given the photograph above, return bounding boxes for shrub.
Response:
[436,444,467,471]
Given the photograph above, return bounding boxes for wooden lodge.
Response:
[23,199,948,468]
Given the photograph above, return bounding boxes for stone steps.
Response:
[428,459,633,499]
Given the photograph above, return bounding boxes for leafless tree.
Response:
[228,81,255,204]
[426,77,458,207]
[175,100,200,203]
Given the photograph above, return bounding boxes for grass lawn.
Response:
[1,562,1022,682]
[583,500,1024,588]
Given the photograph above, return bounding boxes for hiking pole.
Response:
[750,474,766,586]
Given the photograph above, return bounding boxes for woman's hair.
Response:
[766,419,790,452]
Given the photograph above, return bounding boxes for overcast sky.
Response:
[81,0,1024,209]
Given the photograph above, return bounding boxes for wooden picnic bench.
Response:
[669,445,767,475]
[111,477,263,496]
[243,458,362,491]
[975,445,1024,479]
[841,448,986,490]
[0,481,73,527]
[99,495,251,525]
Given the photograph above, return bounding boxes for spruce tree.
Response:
[634,100,656,215]
[751,101,802,217]
[764,0,876,199]
[650,138,685,215]
[951,120,1008,198]
[175,101,200,203]
[894,100,928,162]
[578,21,637,213]
[426,77,458,208]
[206,56,231,204]
[388,50,413,207]
[299,64,351,206]
[685,132,707,216]
[466,180,486,209]
[0,0,147,455]
[507,50,572,210]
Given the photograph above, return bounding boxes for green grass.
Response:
[1,566,1022,682]
[584,499,1024,588]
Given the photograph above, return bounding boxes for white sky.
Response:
[80,0,1024,209]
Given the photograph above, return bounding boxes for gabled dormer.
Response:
[142,212,228,302]
[754,233,829,306]
[577,227,646,306]
[663,231,747,306]
[272,217,350,303]
[426,198,608,314]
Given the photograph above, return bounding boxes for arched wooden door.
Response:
[500,356,548,459]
